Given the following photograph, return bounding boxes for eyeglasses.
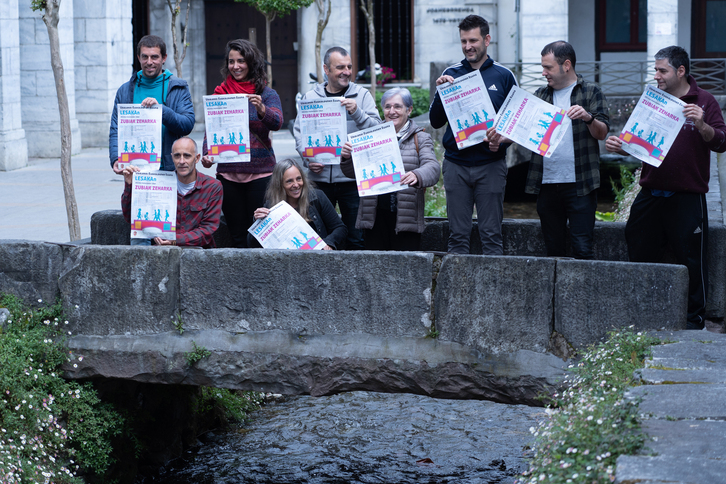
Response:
[383,104,406,112]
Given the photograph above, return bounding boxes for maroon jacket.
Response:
[122,172,223,248]
[639,76,726,193]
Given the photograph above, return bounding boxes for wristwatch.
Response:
[584,112,595,125]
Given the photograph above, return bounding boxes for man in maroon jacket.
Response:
[606,46,726,330]
[122,136,223,248]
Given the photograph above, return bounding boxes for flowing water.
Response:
[147,392,543,484]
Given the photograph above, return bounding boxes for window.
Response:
[692,0,726,57]
[597,0,647,52]
[352,0,414,82]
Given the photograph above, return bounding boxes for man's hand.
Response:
[340,98,357,115]
[153,237,174,246]
[436,75,455,86]
[566,104,592,122]
[486,127,510,153]
[605,135,627,155]
[308,162,324,174]
[201,155,214,168]
[683,103,705,130]
[122,165,141,185]
[112,160,124,175]
[340,141,353,159]
[140,97,159,108]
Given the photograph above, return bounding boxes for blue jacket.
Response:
[429,56,517,167]
[109,71,195,171]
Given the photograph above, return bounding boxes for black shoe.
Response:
[686,321,706,330]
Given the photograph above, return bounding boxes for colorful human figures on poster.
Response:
[136,207,170,223]
[360,162,399,180]
[306,134,342,148]
[628,121,665,149]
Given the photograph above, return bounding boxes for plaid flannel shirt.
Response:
[525,74,610,196]
[122,172,223,248]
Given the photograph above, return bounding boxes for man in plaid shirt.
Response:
[122,136,223,248]
[524,41,610,259]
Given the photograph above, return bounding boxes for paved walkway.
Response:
[616,330,726,484]
[0,129,301,243]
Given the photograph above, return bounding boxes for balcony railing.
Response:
[501,58,726,96]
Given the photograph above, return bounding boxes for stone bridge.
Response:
[2,217,718,404]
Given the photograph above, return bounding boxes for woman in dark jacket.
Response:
[341,87,441,250]
[201,39,283,248]
[250,159,347,249]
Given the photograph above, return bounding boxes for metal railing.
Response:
[501,58,726,95]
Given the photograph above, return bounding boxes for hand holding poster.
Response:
[348,122,407,197]
[618,85,686,167]
[436,70,496,149]
[298,98,347,165]
[493,86,572,158]
[248,201,327,250]
[118,104,162,170]
[130,171,177,241]
[203,94,251,163]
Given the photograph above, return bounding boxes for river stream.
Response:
[147,391,542,484]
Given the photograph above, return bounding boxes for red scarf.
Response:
[214,75,256,95]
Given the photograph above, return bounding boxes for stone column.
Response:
[647,0,679,60]
[0,3,28,171]
[19,0,81,157]
[73,0,133,148]
[519,0,568,86]
[149,0,206,132]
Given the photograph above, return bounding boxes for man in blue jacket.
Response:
[429,15,517,255]
[109,35,195,173]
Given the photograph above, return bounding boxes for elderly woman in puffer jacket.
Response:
[341,87,441,251]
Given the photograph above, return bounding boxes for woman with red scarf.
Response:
[202,39,283,248]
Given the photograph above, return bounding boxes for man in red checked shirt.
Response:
[122,136,223,248]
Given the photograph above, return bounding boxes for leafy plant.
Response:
[172,312,185,335]
[361,65,397,86]
[424,140,446,217]
[185,341,211,365]
[610,166,642,222]
[192,388,265,424]
[516,326,661,484]
[0,294,126,483]
[374,86,431,120]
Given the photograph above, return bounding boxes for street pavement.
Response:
[0,128,301,243]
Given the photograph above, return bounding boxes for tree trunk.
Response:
[359,0,376,99]
[166,0,190,79]
[42,0,81,241]
[265,12,275,85]
[315,0,331,83]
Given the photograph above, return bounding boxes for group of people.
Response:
[111,15,726,330]
[112,35,441,253]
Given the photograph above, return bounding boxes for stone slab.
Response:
[179,249,434,337]
[434,255,555,354]
[649,330,726,344]
[63,329,567,404]
[625,384,726,420]
[0,240,62,305]
[646,340,726,369]
[90,210,129,245]
[706,223,726,318]
[59,246,181,335]
[637,368,726,384]
[555,260,688,349]
[640,419,726,459]
[615,454,726,484]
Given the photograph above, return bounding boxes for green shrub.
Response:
[375,86,431,120]
[0,294,126,483]
[192,388,264,425]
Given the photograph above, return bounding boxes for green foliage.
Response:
[610,166,642,222]
[610,165,639,205]
[424,140,446,217]
[172,312,184,335]
[185,341,211,365]
[516,326,661,484]
[374,86,431,120]
[0,294,126,483]
[30,0,47,11]
[595,211,615,222]
[192,388,264,424]
[235,0,314,17]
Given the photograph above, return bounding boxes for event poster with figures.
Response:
[203,94,251,163]
[618,85,686,168]
[298,98,347,165]
[248,201,327,250]
[348,122,407,198]
[436,70,496,149]
[130,171,177,241]
[117,104,162,170]
[493,86,572,158]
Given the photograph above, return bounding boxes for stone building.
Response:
[0,0,721,171]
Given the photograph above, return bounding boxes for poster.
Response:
[493,86,572,158]
[348,122,407,197]
[618,85,686,168]
[298,98,347,165]
[117,104,162,170]
[203,94,251,163]
[248,201,326,250]
[130,171,177,241]
[436,70,496,149]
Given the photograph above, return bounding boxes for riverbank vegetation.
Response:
[517,326,660,484]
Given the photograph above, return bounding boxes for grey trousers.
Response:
[443,158,507,255]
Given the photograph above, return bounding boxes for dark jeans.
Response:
[364,208,422,251]
[316,181,364,250]
[537,183,597,259]
[219,175,271,248]
[625,189,709,328]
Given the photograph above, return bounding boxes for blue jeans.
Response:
[536,183,597,259]
[131,238,152,246]
[316,181,364,250]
